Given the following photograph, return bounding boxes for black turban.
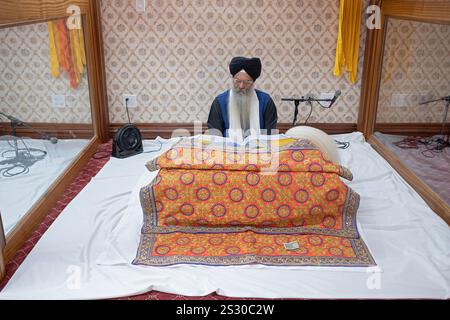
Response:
[229,57,262,81]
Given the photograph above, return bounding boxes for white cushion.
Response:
[285,126,340,164]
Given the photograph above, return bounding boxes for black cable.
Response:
[419,137,447,158]
[304,101,313,125]
[0,134,48,177]
[334,139,350,149]
[142,139,163,153]
[1,163,29,177]
[393,136,449,158]
[125,98,131,124]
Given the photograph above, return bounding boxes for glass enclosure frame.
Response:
[357,0,450,224]
[0,0,109,274]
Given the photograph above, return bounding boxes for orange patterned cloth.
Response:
[136,232,373,266]
[134,138,375,267]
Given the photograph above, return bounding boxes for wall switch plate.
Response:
[390,93,409,107]
[390,93,433,107]
[52,94,66,108]
[135,0,146,12]
[123,94,137,108]
[65,95,76,108]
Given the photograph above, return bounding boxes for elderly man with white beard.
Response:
[206,56,278,141]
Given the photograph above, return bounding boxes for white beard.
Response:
[227,88,260,142]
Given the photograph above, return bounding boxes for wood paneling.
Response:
[383,0,450,24]
[109,123,358,139]
[0,213,5,281]
[375,123,450,136]
[369,136,450,225]
[358,0,385,138]
[0,122,94,139]
[0,0,89,27]
[86,0,109,143]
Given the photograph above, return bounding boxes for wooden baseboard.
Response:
[109,123,358,139]
[375,123,450,136]
[0,122,94,139]
[4,136,100,262]
[0,213,5,282]
[368,136,450,226]
[0,253,4,283]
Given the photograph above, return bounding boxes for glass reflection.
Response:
[0,18,93,235]
[375,18,450,205]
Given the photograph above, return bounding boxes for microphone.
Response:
[327,90,341,108]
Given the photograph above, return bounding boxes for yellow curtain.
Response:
[334,0,362,84]
[48,19,86,89]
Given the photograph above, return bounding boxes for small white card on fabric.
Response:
[284,241,300,251]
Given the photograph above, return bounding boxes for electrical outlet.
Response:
[135,0,146,12]
[52,94,66,108]
[123,94,137,108]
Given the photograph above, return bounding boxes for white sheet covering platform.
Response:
[0,132,449,299]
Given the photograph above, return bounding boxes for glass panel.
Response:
[0,17,94,235]
[375,18,450,205]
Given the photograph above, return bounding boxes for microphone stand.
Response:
[0,111,21,160]
[419,95,450,147]
[0,111,54,142]
[281,96,338,126]
[0,111,48,170]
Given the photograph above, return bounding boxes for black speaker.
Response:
[112,124,143,158]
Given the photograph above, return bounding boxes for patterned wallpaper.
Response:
[4,3,445,127]
[377,19,450,123]
[0,21,92,124]
[101,0,369,125]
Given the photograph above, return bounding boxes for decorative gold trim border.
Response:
[133,233,376,267]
